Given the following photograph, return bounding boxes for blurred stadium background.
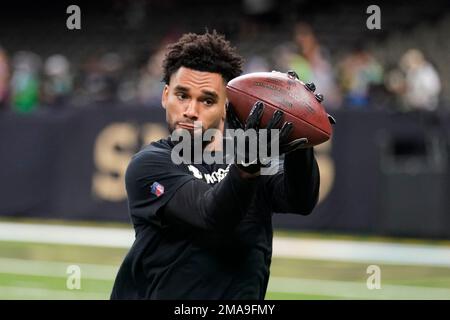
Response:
[0,0,450,299]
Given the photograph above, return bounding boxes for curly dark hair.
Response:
[162,30,244,84]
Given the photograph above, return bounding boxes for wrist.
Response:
[236,165,261,179]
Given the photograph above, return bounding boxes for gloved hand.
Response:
[226,100,309,174]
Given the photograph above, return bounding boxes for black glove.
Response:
[226,101,308,174]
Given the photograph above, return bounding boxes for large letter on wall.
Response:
[92,123,138,201]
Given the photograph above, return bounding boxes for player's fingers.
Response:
[245,101,264,130]
[281,137,309,154]
[279,122,294,144]
[266,110,284,130]
[226,102,244,129]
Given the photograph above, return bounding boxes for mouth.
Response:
[176,122,202,132]
[177,122,195,130]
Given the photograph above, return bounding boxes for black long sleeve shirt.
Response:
[110,137,320,299]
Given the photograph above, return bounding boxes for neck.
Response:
[204,122,224,152]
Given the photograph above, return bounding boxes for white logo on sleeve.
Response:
[187,164,231,184]
[187,165,203,179]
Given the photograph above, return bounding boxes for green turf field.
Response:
[1,238,449,300]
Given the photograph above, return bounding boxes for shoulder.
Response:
[126,138,180,179]
[137,138,173,159]
[130,138,173,166]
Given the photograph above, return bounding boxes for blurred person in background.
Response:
[400,49,441,111]
[290,22,342,109]
[73,52,122,106]
[386,49,441,112]
[0,46,9,110]
[243,54,270,74]
[271,43,297,73]
[136,45,166,107]
[337,44,384,109]
[10,51,41,114]
[98,52,123,104]
[111,31,320,300]
[42,54,73,108]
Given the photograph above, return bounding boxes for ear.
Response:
[161,84,169,109]
[222,99,228,121]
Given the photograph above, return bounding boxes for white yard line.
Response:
[1,222,450,267]
[274,238,450,267]
[1,258,449,300]
[0,257,118,280]
[268,277,450,300]
[0,257,448,299]
[0,285,106,300]
[0,222,134,248]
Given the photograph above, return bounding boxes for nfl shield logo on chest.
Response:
[150,182,165,197]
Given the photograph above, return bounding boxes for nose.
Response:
[183,100,199,121]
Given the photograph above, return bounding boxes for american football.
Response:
[226,71,336,147]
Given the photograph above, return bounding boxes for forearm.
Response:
[164,165,259,231]
[283,147,320,214]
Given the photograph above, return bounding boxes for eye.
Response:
[203,99,215,106]
[176,93,188,101]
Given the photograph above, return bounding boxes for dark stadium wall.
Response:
[0,106,449,238]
